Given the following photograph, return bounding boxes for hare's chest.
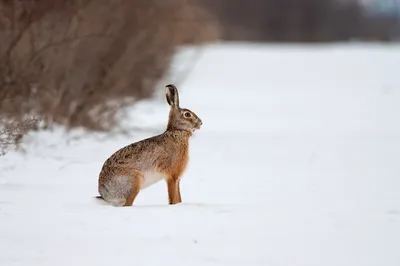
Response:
[153,142,189,179]
[170,148,189,177]
[141,171,164,189]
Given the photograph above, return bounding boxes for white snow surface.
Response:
[1,43,400,266]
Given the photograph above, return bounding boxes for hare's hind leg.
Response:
[99,168,143,207]
[123,169,144,207]
[166,178,182,205]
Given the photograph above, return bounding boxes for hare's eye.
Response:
[184,112,191,118]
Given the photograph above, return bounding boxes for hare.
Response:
[97,84,202,206]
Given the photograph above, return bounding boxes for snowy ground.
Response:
[1,43,400,266]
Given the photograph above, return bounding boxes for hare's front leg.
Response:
[176,181,182,203]
[123,170,144,206]
[166,178,182,204]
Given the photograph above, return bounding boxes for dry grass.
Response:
[0,117,40,155]
[0,0,218,154]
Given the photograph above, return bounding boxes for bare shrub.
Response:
[0,0,218,132]
[0,117,40,155]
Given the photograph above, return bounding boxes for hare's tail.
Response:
[93,195,109,205]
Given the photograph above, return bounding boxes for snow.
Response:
[1,42,400,266]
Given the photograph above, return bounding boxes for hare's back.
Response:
[111,134,164,161]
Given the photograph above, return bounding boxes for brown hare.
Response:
[97,84,202,206]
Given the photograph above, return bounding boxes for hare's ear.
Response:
[165,84,179,108]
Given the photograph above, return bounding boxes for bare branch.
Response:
[0,117,41,155]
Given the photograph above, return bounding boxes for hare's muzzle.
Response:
[196,120,202,130]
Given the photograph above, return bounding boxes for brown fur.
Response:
[97,84,202,206]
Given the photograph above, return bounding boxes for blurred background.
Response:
[0,0,399,148]
[204,0,400,42]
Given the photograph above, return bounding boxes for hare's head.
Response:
[165,84,202,133]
